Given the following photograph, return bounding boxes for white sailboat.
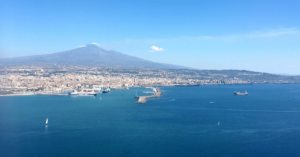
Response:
[218,121,220,125]
[45,118,48,125]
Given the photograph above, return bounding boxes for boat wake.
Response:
[151,99,176,104]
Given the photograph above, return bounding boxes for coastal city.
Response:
[1,65,299,95]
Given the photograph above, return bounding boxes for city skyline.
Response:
[2,65,298,95]
[1,0,300,75]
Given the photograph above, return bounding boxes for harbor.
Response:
[135,87,163,103]
[1,84,299,157]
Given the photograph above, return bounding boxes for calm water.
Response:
[1,84,300,157]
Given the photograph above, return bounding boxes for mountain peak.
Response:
[78,43,99,48]
[0,44,189,69]
[85,43,98,47]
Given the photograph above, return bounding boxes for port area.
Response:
[135,87,163,103]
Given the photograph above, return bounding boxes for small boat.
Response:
[45,118,48,125]
[134,91,139,98]
[218,121,220,125]
[234,91,248,95]
[102,88,110,93]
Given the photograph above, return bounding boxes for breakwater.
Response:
[135,87,163,103]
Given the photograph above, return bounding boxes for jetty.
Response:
[143,92,154,93]
[135,87,163,103]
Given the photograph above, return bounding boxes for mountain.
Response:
[0,44,189,69]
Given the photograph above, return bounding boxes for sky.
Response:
[0,0,300,75]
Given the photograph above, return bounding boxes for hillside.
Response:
[0,44,189,69]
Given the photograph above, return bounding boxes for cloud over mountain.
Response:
[149,46,166,52]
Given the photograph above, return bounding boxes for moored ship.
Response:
[93,87,102,93]
[234,91,248,95]
[69,89,97,96]
[174,83,200,86]
[102,88,110,93]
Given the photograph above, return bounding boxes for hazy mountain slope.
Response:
[0,44,189,69]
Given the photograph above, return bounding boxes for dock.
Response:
[135,87,163,103]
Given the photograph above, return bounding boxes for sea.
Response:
[1,84,300,157]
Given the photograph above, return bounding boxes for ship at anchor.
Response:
[234,91,248,95]
[69,89,97,96]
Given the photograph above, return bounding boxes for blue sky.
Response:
[1,0,300,74]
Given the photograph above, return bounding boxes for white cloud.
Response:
[97,28,300,51]
[151,28,300,42]
[92,43,97,44]
[210,28,300,41]
[244,28,300,38]
[149,46,166,52]
[78,45,86,48]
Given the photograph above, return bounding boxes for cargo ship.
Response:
[69,89,97,96]
[234,91,248,95]
[174,83,200,86]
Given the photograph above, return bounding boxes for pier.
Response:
[143,92,154,93]
[135,87,163,103]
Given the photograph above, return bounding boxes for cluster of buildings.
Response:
[0,65,298,94]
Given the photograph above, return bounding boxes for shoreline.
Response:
[0,83,296,97]
[0,93,36,96]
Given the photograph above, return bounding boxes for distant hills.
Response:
[0,44,189,69]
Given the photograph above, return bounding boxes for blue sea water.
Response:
[1,84,300,157]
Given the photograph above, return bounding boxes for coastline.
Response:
[0,83,293,97]
[0,93,36,96]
